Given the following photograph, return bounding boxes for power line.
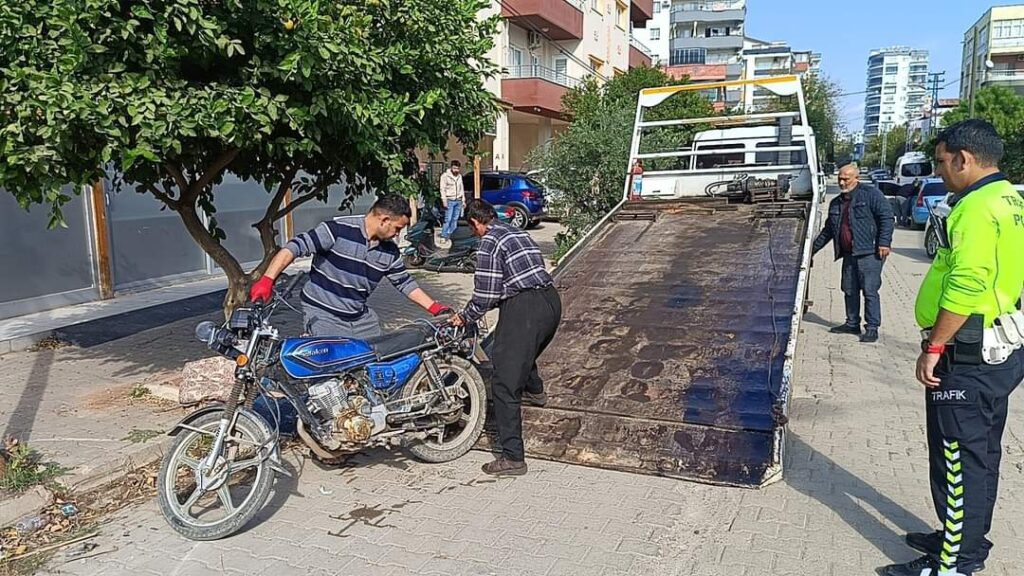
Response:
[836,76,961,99]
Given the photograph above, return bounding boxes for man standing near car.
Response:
[812,163,894,343]
[439,160,465,246]
[881,121,1024,576]
[250,195,452,339]
[450,199,561,477]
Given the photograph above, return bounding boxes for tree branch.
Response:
[163,163,190,201]
[144,184,180,211]
[260,165,298,225]
[188,148,240,202]
[274,169,342,220]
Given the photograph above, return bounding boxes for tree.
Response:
[0,0,499,311]
[528,67,713,258]
[929,86,1024,183]
[762,74,843,163]
[862,124,909,171]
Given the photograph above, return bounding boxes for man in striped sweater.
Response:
[250,195,451,339]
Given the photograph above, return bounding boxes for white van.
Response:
[894,152,933,186]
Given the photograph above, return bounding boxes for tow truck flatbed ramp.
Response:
[518,200,809,486]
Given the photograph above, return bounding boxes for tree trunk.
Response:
[176,201,248,319]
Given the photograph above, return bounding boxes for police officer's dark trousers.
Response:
[491,286,561,461]
[926,348,1024,571]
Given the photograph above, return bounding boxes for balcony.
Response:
[630,0,654,26]
[629,36,653,68]
[670,35,744,51]
[501,0,583,41]
[984,69,1024,88]
[670,0,745,23]
[753,67,792,77]
[991,37,1024,52]
[501,65,581,119]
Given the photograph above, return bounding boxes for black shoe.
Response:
[906,531,988,572]
[523,391,547,407]
[829,323,862,335]
[881,554,974,576]
[860,328,879,343]
[481,456,528,476]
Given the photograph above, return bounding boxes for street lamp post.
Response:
[880,121,892,170]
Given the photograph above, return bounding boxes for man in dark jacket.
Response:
[813,164,894,343]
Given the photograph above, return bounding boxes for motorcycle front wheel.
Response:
[402,356,487,463]
[156,411,276,541]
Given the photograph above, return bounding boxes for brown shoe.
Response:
[523,391,547,407]
[481,457,528,476]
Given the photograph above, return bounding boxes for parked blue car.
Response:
[463,171,546,229]
[911,178,948,228]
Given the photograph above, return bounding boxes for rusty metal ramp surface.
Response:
[522,200,809,487]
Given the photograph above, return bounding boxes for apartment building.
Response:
[633,0,671,66]
[661,0,746,110]
[740,38,821,111]
[862,46,929,137]
[962,4,1024,102]
[423,0,653,173]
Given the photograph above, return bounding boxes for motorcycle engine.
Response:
[307,377,380,449]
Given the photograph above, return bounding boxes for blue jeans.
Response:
[441,200,462,239]
[841,254,884,330]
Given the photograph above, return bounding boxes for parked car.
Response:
[911,178,948,229]
[869,169,891,182]
[462,171,546,229]
[525,169,566,221]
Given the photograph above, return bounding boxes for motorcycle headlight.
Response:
[195,321,217,344]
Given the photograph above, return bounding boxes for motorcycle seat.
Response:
[366,326,432,359]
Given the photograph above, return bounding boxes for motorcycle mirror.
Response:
[195,321,217,344]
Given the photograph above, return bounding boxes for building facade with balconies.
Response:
[423,0,651,173]
[962,5,1024,103]
[739,38,821,112]
[659,0,746,110]
[862,46,929,138]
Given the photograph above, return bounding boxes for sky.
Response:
[744,0,990,134]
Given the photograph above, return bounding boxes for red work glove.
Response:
[249,275,275,303]
[428,302,453,317]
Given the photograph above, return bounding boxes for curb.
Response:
[0,330,54,355]
[69,438,172,494]
[0,486,52,528]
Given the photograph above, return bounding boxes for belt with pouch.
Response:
[921,309,1024,365]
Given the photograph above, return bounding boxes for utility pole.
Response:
[927,71,945,136]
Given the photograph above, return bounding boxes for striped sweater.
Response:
[285,216,419,320]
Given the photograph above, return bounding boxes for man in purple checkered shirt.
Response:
[451,199,562,476]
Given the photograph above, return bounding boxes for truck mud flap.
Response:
[487,201,809,487]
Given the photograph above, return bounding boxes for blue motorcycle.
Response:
[156,273,488,540]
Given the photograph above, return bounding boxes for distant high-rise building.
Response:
[863,46,929,138]
[961,5,1024,103]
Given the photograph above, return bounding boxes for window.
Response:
[706,26,729,37]
[554,57,568,84]
[902,162,933,178]
[994,18,1024,39]
[884,65,898,75]
[589,55,604,75]
[754,140,807,165]
[670,48,706,66]
[613,67,625,77]
[616,1,628,30]
[653,2,661,13]
[591,0,603,13]
[650,27,661,41]
[695,144,745,169]
[508,46,524,70]
[482,176,506,192]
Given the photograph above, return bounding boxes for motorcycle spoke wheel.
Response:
[157,412,276,540]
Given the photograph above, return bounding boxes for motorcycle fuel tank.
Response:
[280,338,377,379]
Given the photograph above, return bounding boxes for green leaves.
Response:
[531,67,712,258]
[0,0,498,244]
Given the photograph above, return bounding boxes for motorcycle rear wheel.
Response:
[156,411,275,541]
[402,357,487,463]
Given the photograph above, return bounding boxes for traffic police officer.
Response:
[883,120,1024,576]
